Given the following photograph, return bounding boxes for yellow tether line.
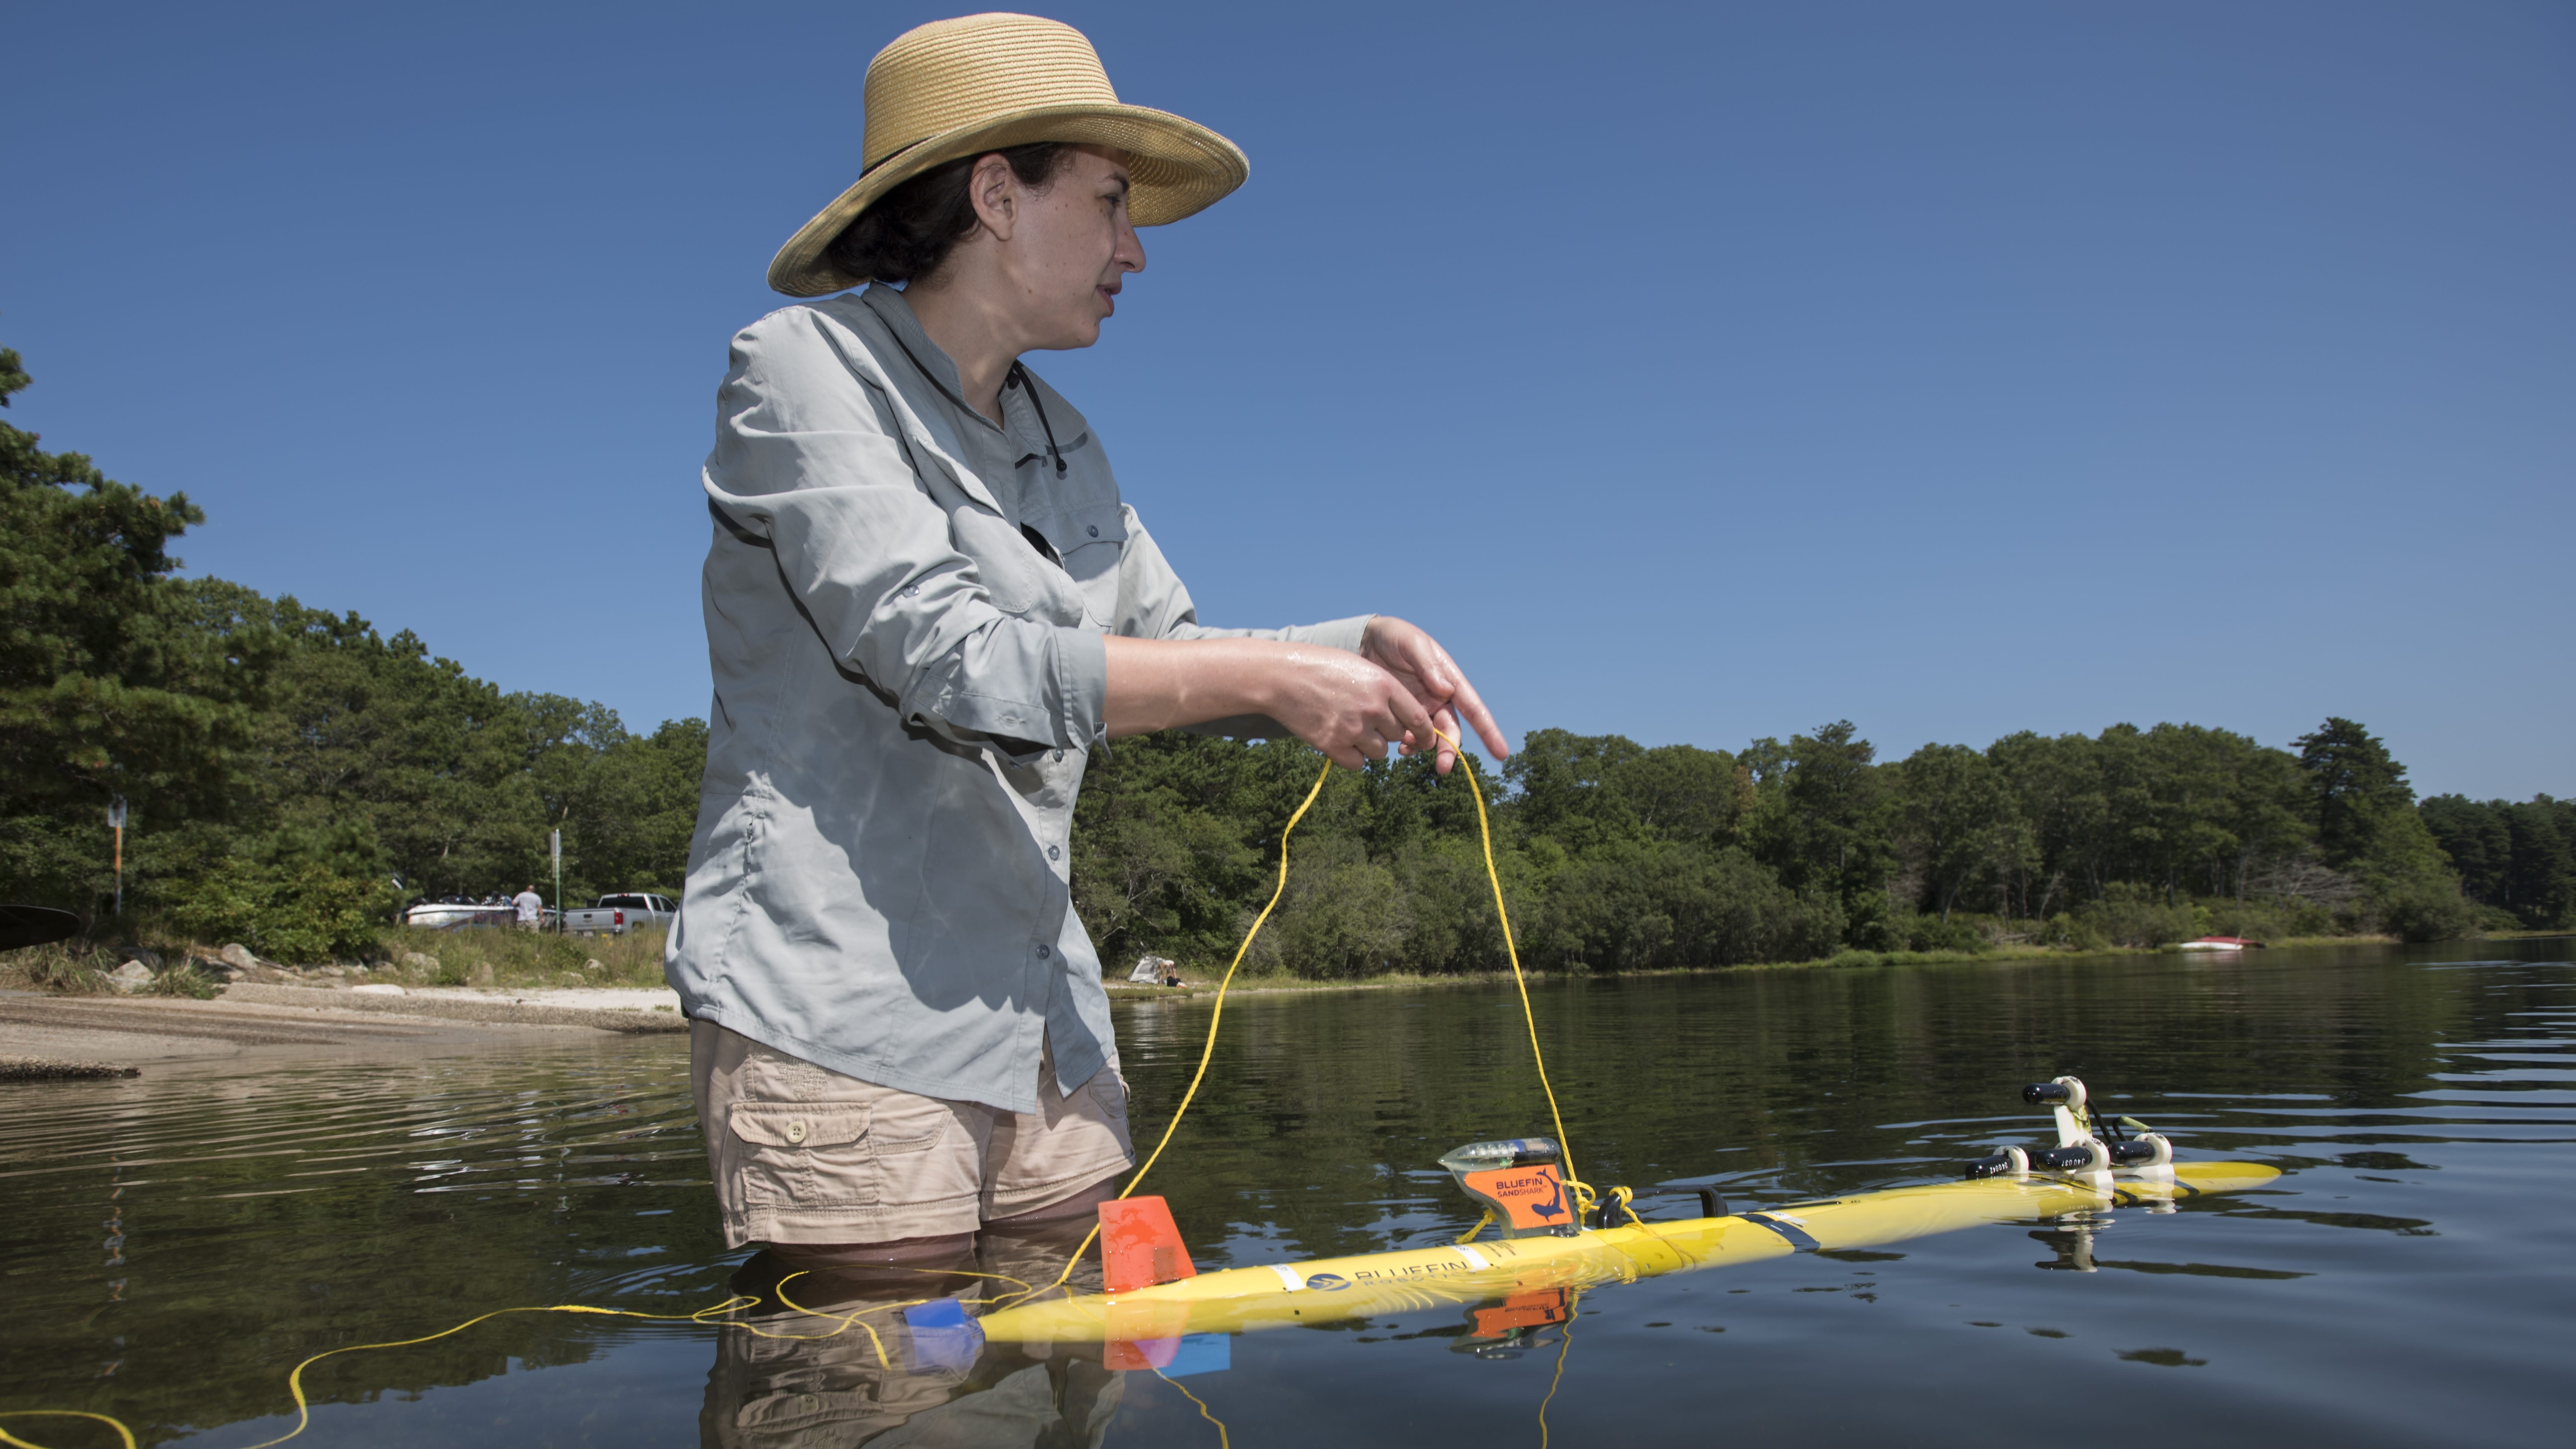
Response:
[0,1413,136,1449]
[1157,1365,1234,1449]
[219,1298,764,1449]
[1016,726,1605,1299]
[1006,755,1339,1303]
[1439,725,1598,1223]
[0,1282,966,1449]
[1537,1288,1578,1449]
[1123,757,1336,1199]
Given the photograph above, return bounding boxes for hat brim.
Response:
[766,103,1248,297]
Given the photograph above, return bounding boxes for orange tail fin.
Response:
[1099,1196,1199,1293]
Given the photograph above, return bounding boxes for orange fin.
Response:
[1099,1195,1199,1293]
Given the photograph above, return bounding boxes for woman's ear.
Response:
[967,152,1020,241]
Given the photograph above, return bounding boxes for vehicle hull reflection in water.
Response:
[705,1232,1121,1448]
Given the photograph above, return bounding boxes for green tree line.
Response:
[1071,712,2553,980]
[7,343,2564,967]
[3,347,702,959]
[2419,793,2576,928]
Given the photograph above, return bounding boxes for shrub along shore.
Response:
[1,925,672,998]
[1098,934,2480,1000]
[7,339,2572,992]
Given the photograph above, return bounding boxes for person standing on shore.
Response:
[511,883,543,932]
[667,13,1507,1270]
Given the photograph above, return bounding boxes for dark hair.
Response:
[826,142,1073,285]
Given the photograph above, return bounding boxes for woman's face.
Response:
[997,144,1144,350]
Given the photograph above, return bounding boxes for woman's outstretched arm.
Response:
[1102,617,1508,772]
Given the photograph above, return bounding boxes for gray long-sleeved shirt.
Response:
[667,285,1369,1112]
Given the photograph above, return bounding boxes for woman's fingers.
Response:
[1447,669,1509,761]
[1428,702,1461,774]
[1361,619,1508,764]
[1382,673,1435,751]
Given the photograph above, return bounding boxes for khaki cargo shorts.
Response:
[691,1021,1134,1248]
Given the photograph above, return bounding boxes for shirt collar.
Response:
[858,284,970,402]
[859,284,1052,458]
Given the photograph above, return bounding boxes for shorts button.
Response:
[1086,524,1099,538]
[785,1119,808,1145]
[1052,749,1065,763]
[1048,845,1061,860]
[1036,944,1052,959]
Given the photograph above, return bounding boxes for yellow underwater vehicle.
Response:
[959,1076,2278,1370]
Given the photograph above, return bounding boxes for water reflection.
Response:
[706,1231,1122,1449]
[0,940,2568,1448]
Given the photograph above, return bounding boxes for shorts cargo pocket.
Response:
[727,1103,873,1208]
[862,1094,980,1208]
[1087,1071,1128,1122]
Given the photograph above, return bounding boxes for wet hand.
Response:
[1260,646,1438,770]
[1359,617,1509,774]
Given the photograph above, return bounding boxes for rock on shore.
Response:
[0,1057,140,1081]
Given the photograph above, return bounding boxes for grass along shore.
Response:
[1,924,671,997]
[10,925,2548,1004]
[1095,931,2487,999]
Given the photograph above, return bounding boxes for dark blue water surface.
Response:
[2,940,2569,1448]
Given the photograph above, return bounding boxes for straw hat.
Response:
[766,13,1249,297]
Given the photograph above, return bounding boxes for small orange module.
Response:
[1457,1162,1578,1234]
[1472,1287,1572,1338]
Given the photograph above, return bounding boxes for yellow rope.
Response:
[1157,1365,1234,1448]
[0,1414,136,1449]
[223,1298,763,1449]
[1537,1288,1579,1449]
[1439,727,1600,1224]
[1122,758,1336,1199]
[0,1279,967,1449]
[1001,757,1339,1306]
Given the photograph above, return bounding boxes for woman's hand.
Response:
[1253,644,1438,770]
[1101,631,1506,772]
[1360,616,1510,774]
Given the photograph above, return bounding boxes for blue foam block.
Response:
[1160,1332,1232,1378]
[902,1297,984,1375]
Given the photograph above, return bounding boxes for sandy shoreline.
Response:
[0,980,686,1080]
[9,932,2501,1079]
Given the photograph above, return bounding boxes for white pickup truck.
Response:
[562,893,677,937]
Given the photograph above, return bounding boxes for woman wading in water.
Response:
[668,13,1507,1270]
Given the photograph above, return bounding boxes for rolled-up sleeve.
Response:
[1110,505,1373,738]
[704,310,1104,759]
[1113,506,1373,652]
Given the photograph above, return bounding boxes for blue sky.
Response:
[9,1,2570,799]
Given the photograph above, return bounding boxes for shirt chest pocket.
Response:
[1021,504,1130,627]
[950,507,1074,620]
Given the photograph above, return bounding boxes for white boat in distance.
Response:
[403,895,557,931]
[2176,935,2265,952]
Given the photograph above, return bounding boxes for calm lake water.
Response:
[3,940,2570,1448]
